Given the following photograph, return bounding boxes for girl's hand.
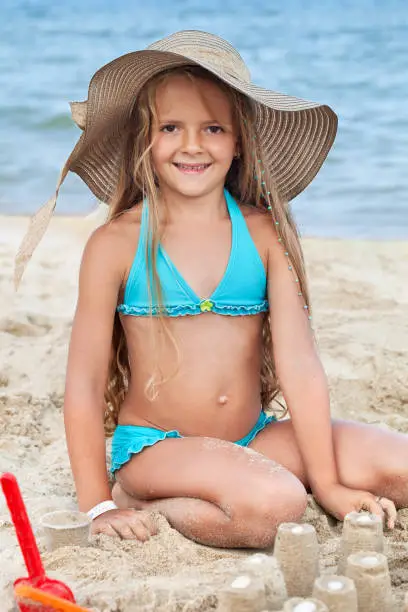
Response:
[313,483,397,529]
[91,508,159,540]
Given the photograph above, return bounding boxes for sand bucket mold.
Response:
[40,510,91,551]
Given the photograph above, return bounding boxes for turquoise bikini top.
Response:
[117,189,269,317]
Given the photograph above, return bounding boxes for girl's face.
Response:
[151,74,237,199]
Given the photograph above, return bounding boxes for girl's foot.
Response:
[112,482,147,510]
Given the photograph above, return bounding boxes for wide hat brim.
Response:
[15,30,337,288]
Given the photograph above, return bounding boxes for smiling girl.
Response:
[16,31,407,547]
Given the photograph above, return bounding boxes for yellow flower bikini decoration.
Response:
[199,299,214,312]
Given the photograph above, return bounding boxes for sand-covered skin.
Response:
[1,216,408,611]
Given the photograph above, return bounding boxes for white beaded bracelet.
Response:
[87,500,118,521]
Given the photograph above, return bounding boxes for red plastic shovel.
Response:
[1,472,76,612]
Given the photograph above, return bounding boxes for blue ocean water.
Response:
[1,0,408,238]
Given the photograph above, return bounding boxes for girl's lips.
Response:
[173,163,212,174]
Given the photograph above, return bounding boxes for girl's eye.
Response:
[161,125,178,133]
[206,125,223,134]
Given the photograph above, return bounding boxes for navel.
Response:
[218,395,229,405]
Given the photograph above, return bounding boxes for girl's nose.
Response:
[181,128,203,154]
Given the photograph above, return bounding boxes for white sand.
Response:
[1,215,408,611]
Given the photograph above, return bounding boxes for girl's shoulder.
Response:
[88,202,143,248]
[238,202,278,269]
[238,201,277,240]
[81,202,144,285]
[239,201,268,217]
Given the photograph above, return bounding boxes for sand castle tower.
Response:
[337,511,384,574]
[239,553,287,610]
[283,597,329,611]
[312,575,358,611]
[274,523,319,598]
[345,552,394,612]
[217,575,267,611]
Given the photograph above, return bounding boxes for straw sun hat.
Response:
[14,30,337,288]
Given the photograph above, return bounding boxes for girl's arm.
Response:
[64,225,123,511]
[267,229,338,492]
[267,225,394,524]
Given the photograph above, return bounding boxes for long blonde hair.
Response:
[103,65,312,436]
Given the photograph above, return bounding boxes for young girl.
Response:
[17,31,407,548]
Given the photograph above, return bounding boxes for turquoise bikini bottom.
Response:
[110,410,276,474]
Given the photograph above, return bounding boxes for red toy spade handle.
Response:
[0,473,45,581]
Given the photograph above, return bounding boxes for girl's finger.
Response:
[138,511,159,535]
[114,522,138,540]
[130,520,151,542]
[377,497,397,529]
[359,497,384,520]
[108,517,140,540]
[95,522,120,538]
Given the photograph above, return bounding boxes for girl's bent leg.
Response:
[112,490,249,547]
[250,418,408,508]
[112,437,307,549]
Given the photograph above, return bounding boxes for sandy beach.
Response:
[1,215,408,611]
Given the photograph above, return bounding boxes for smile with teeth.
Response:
[173,162,212,173]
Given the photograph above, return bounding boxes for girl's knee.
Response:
[254,477,307,525]
[229,472,307,548]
